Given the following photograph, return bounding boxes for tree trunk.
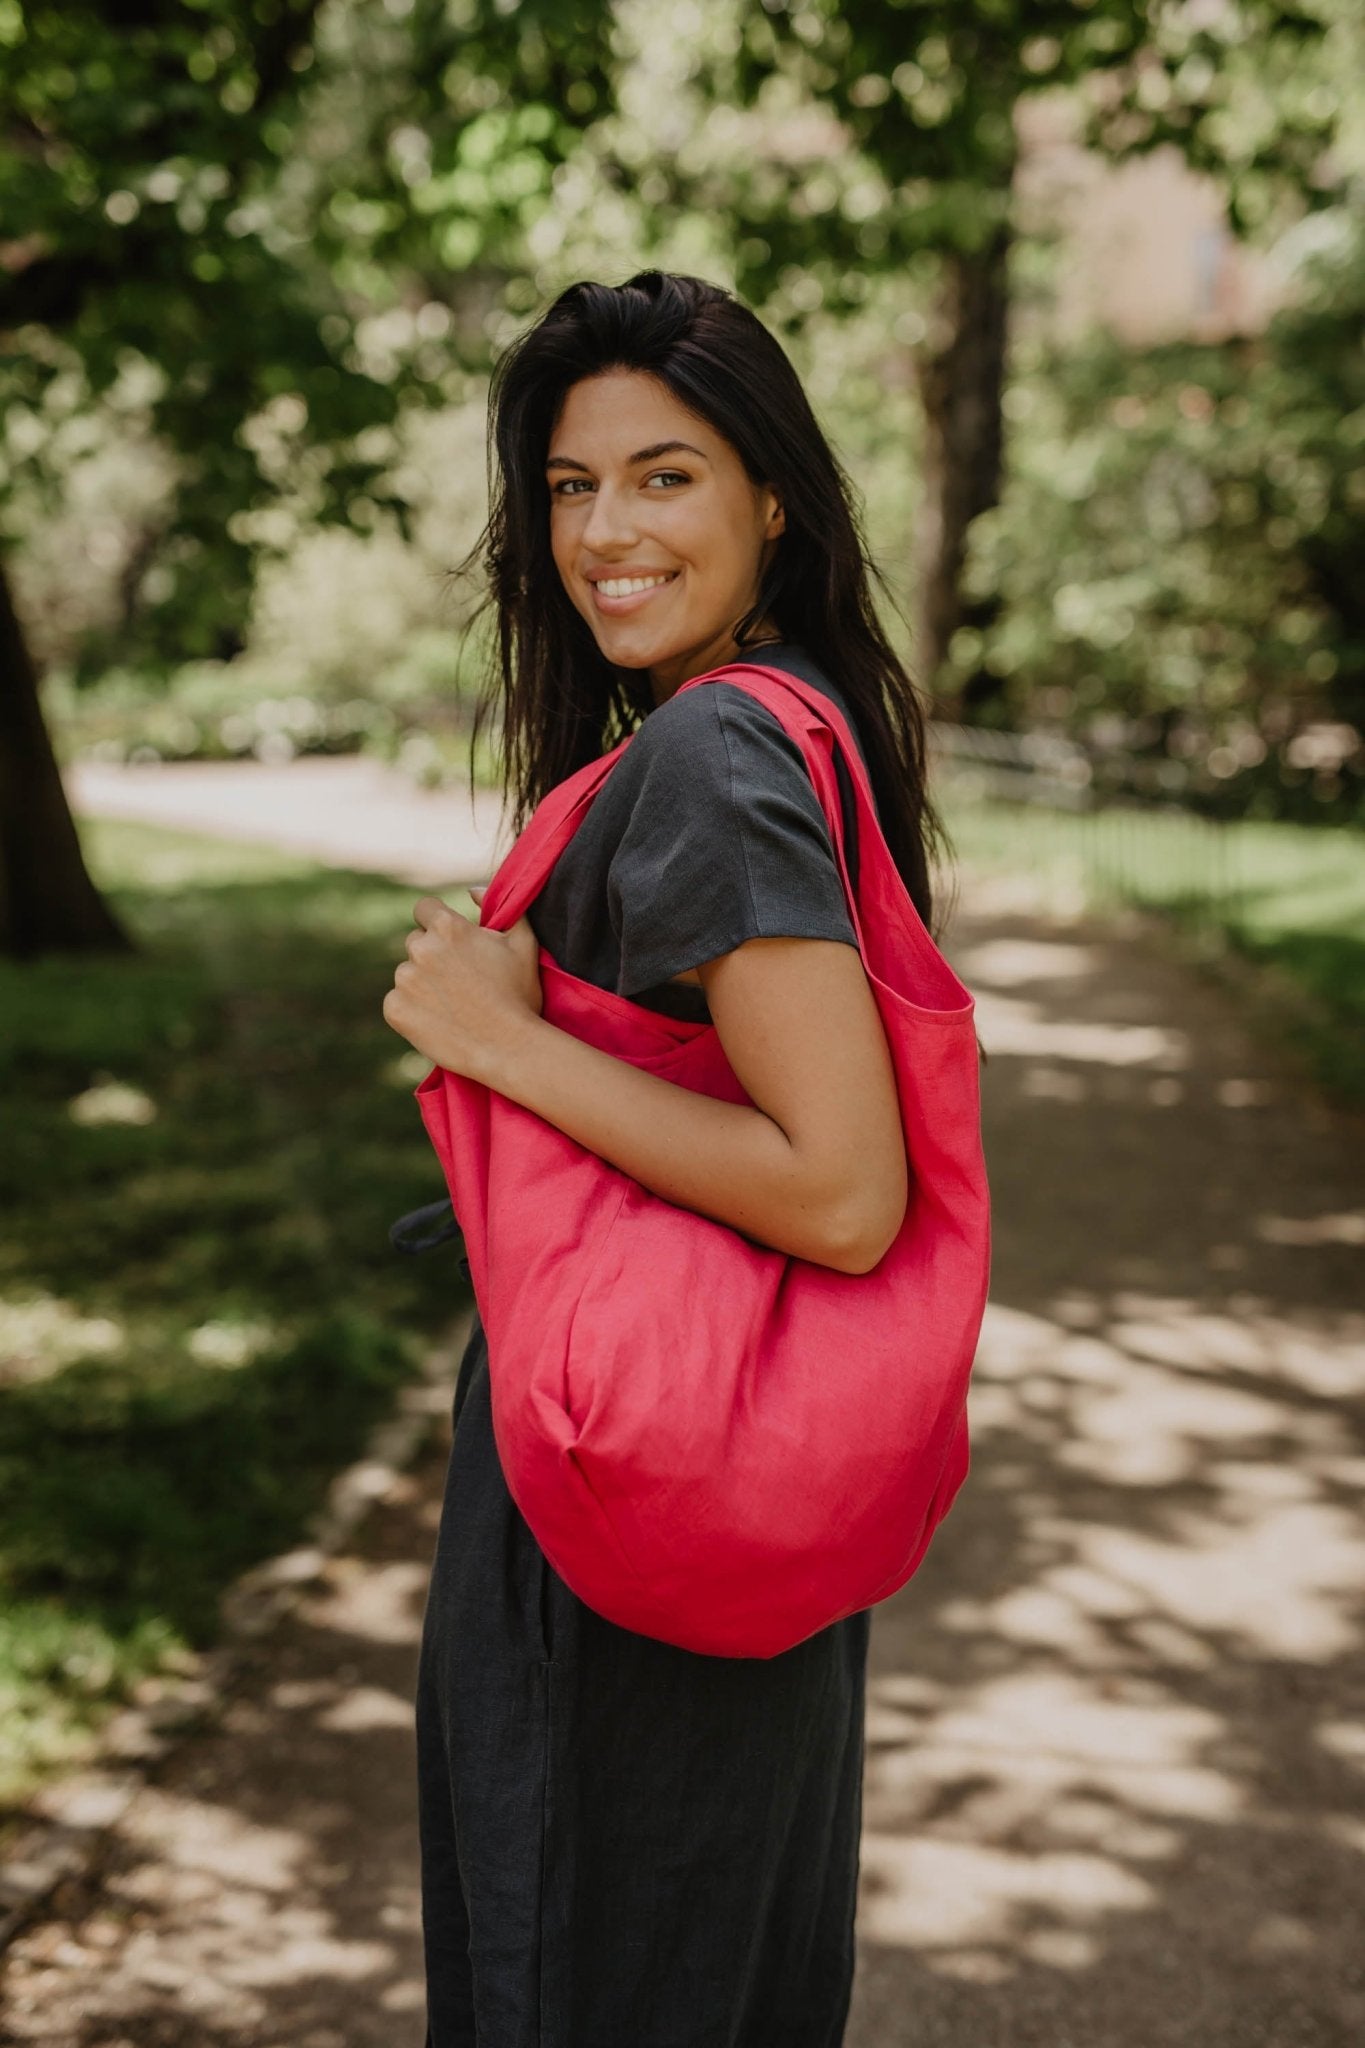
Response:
[913,216,1013,715]
[0,552,134,959]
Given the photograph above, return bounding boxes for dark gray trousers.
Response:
[412,1311,869,2048]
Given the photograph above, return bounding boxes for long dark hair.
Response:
[456,268,953,937]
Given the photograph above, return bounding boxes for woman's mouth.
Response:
[589,570,681,616]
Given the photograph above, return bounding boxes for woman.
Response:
[384,270,951,2048]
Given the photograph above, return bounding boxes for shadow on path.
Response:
[2,867,1361,2046]
[848,874,1365,2048]
[0,1436,450,2046]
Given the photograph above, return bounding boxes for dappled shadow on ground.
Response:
[848,875,1365,2048]
[3,877,1362,2048]
[0,840,464,1813]
[0,1437,448,2048]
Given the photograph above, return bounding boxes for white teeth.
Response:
[595,573,676,597]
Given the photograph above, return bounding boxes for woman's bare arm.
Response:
[481,933,907,1274]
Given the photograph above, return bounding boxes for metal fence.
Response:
[927,721,1247,937]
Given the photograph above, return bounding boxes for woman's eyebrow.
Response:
[545,439,710,472]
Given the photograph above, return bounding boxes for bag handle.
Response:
[678,664,877,957]
[477,733,630,929]
[478,663,880,946]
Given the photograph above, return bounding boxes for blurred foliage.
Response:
[3,0,405,665]
[0,0,614,673]
[32,306,929,761]
[0,817,474,1804]
[675,0,1353,304]
[17,377,498,689]
[950,211,1365,823]
[1081,0,1361,238]
[47,625,504,790]
[4,0,1362,808]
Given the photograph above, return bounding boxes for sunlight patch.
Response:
[187,1319,277,1370]
[68,1075,157,1126]
[971,990,1189,1068]
[385,1048,433,1086]
[858,1830,1155,1957]
[954,937,1100,987]
[1257,1210,1365,1247]
[0,1290,126,1384]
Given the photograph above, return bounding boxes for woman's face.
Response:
[546,367,785,705]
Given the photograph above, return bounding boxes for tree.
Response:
[0,0,614,957]
[631,0,1353,710]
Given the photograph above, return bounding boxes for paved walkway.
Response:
[4,768,1363,2044]
[64,755,510,888]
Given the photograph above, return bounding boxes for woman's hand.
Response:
[382,886,543,1082]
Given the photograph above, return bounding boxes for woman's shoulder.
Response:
[736,645,869,764]
[633,642,866,780]
[604,648,863,995]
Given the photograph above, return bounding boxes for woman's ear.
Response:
[765,488,786,541]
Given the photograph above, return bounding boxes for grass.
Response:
[939,792,1365,1108]
[0,821,472,1817]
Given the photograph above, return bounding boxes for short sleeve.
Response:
[607,683,857,998]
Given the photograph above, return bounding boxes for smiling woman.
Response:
[383,269,973,2048]
[544,396,780,673]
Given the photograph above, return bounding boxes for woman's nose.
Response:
[580,480,640,550]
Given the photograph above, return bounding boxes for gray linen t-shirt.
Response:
[527,642,873,1023]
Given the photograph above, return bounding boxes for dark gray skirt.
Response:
[414,1310,870,2048]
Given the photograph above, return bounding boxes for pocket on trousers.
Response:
[534,1544,557,1668]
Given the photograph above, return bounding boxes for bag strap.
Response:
[477,732,631,929]
[693,664,876,956]
[479,662,881,947]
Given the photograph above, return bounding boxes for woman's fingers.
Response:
[383,887,543,1072]
[506,913,544,1015]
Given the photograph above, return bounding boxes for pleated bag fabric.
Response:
[415,662,991,1657]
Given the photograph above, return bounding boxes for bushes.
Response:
[45,629,498,787]
[950,215,1365,826]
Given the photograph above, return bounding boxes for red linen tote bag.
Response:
[414,661,991,1657]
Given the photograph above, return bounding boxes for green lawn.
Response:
[0,822,471,1814]
[941,795,1365,1107]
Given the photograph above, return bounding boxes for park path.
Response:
[64,754,510,889]
[2,762,1362,2045]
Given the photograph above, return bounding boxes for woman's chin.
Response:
[592,623,677,668]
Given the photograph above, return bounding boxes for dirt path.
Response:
[848,875,1364,2048]
[64,755,509,889]
[6,782,1363,2045]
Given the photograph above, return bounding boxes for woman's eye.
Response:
[551,471,689,496]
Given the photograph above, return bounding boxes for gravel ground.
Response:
[6,777,1361,2046]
